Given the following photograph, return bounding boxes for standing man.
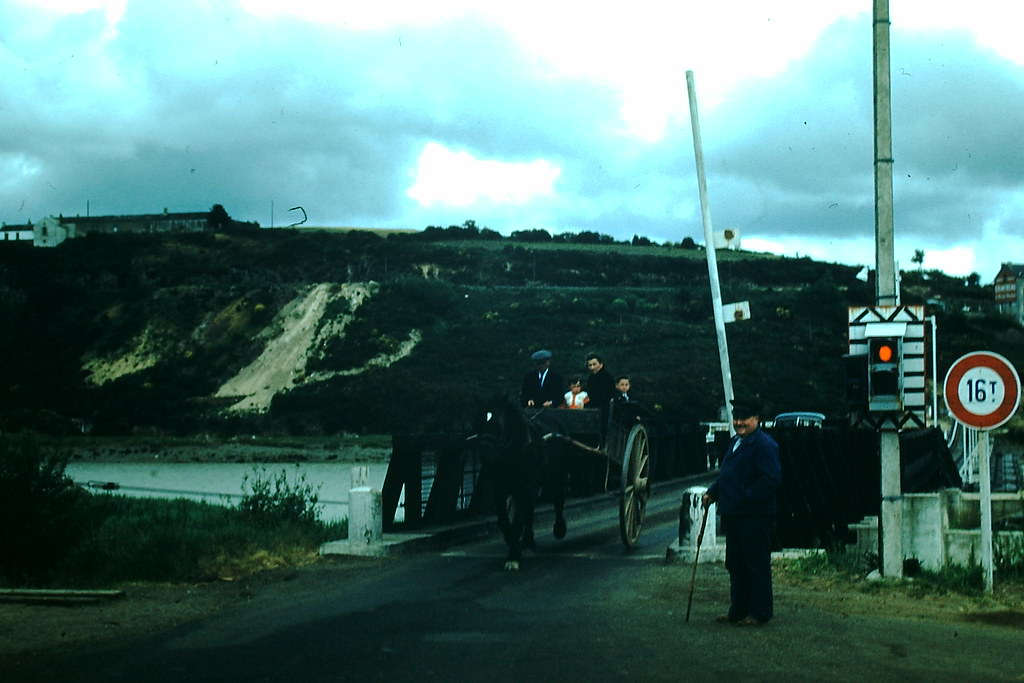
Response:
[521,349,564,408]
[702,397,782,626]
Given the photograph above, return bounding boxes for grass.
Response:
[0,436,347,588]
[778,546,1024,600]
[57,494,346,586]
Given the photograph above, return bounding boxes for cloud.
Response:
[407,142,560,207]
[0,1,1020,278]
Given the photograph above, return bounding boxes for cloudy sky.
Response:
[3,1,1022,279]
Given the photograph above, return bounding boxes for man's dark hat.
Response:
[530,349,553,361]
[731,397,762,419]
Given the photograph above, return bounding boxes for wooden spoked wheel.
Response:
[618,423,650,548]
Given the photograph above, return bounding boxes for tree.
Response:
[209,204,231,230]
[511,229,552,243]
[912,249,924,270]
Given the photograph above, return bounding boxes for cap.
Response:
[530,349,553,361]
[731,397,762,419]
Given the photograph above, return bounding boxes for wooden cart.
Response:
[527,401,651,548]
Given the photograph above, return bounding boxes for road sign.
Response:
[943,352,1021,430]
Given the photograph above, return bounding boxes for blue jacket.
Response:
[707,428,781,516]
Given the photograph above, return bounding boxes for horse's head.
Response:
[468,393,531,468]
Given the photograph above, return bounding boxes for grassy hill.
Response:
[0,229,1020,437]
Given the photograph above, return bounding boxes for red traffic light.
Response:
[869,337,898,364]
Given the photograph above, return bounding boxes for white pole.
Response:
[979,430,994,592]
[874,0,897,306]
[686,70,736,429]
[929,315,939,427]
[874,0,903,580]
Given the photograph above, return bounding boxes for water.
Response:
[65,461,395,523]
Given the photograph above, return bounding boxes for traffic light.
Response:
[867,337,902,412]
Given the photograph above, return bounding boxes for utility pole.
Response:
[874,0,903,579]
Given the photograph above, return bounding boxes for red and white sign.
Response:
[944,352,1021,430]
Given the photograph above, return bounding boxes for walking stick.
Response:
[685,503,710,623]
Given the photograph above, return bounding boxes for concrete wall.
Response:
[850,488,1024,572]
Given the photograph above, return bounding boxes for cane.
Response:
[684,503,710,623]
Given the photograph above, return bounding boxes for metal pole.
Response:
[686,70,736,428]
[979,431,994,592]
[874,0,903,579]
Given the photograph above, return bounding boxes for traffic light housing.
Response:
[843,353,868,411]
[867,337,903,412]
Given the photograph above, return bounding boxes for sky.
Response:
[2,1,1023,280]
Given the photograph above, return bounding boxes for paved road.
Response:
[6,480,1024,682]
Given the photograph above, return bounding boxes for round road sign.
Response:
[943,351,1021,430]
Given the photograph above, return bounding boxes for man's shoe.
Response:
[736,616,767,627]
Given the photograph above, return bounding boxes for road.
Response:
[5,479,1024,682]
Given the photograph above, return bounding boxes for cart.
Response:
[526,401,651,548]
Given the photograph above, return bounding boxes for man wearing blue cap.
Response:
[702,397,782,626]
[521,349,565,408]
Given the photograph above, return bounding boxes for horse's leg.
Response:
[521,493,536,550]
[495,490,520,570]
[503,493,523,571]
[549,444,568,540]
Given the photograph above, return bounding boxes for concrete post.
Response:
[349,465,382,550]
[351,464,370,489]
[880,428,903,578]
[681,486,716,551]
[349,487,383,547]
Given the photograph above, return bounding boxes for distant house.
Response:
[994,263,1024,325]
[33,210,218,248]
[0,223,33,242]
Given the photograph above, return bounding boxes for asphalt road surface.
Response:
[6,481,1024,682]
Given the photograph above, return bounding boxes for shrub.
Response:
[0,435,90,584]
[239,466,323,527]
[996,532,1024,579]
[59,494,344,585]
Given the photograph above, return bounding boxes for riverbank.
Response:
[34,435,394,464]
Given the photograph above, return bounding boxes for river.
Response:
[65,461,396,523]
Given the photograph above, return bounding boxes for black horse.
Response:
[469,395,568,570]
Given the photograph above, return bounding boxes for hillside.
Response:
[0,229,1020,437]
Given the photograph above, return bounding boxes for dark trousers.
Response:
[723,514,774,622]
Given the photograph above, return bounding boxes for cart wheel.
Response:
[619,423,650,548]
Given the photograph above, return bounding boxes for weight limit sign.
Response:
[943,351,1021,430]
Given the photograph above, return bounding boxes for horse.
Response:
[469,395,568,570]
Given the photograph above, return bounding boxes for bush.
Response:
[996,532,1024,579]
[60,494,343,585]
[62,496,245,583]
[0,435,90,584]
[239,466,323,527]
